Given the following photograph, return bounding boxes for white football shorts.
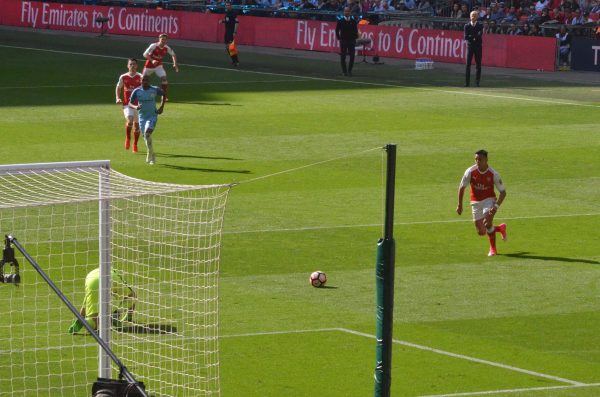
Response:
[122,106,138,120]
[471,197,496,221]
[143,65,167,79]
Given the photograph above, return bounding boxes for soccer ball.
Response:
[309,271,327,288]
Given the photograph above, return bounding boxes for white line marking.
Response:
[223,212,600,234]
[220,328,340,338]
[1,44,598,109]
[417,383,600,397]
[221,327,586,386]
[337,328,586,386]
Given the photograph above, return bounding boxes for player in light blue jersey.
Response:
[129,75,165,165]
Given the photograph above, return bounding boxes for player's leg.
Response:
[132,109,140,153]
[155,66,169,99]
[482,199,498,256]
[123,108,134,150]
[143,116,157,165]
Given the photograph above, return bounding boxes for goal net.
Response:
[0,160,231,397]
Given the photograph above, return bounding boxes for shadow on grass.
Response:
[503,251,600,265]
[160,163,251,174]
[173,101,240,106]
[155,152,242,161]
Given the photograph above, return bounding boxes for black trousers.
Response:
[465,44,482,86]
[339,39,356,74]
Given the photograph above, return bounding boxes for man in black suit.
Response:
[335,7,359,76]
[464,10,483,87]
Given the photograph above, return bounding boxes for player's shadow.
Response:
[155,152,242,161]
[160,164,251,174]
[320,285,338,289]
[503,251,600,265]
[172,101,241,106]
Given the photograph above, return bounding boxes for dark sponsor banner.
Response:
[571,37,600,71]
[1,0,556,70]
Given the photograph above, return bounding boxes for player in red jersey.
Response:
[456,149,507,256]
[142,33,178,100]
[116,58,143,152]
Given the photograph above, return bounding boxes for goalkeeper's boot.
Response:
[497,223,507,241]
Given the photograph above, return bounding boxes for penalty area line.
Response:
[416,383,600,397]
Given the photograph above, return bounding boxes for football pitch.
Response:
[1,27,600,397]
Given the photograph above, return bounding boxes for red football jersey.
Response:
[460,165,505,203]
[117,72,142,105]
[143,43,175,69]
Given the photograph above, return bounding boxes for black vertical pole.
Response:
[374,144,396,397]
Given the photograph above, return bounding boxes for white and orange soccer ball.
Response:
[309,271,327,288]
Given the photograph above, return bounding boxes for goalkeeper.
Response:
[68,267,136,334]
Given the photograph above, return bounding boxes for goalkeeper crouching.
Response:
[68,267,136,334]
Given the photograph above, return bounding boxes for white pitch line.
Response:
[337,328,586,386]
[220,327,586,387]
[417,383,600,397]
[1,44,598,109]
[223,212,600,235]
[220,327,340,339]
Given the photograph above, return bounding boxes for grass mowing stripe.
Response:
[2,44,598,109]
[223,212,600,234]
[0,79,308,90]
[337,328,586,386]
[417,383,600,397]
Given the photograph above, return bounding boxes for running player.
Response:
[456,149,507,256]
[129,75,165,165]
[115,58,142,152]
[142,33,178,100]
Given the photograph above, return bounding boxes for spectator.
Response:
[436,0,455,16]
[505,6,519,21]
[551,7,565,22]
[519,21,532,33]
[591,0,600,13]
[418,0,435,14]
[461,3,471,17]
[563,8,573,22]
[451,2,463,17]
[530,22,543,33]
[404,0,416,9]
[498,18,510,32]
[539,7,552,22]
[300,0,317,8]
[490,3,506,21]
[489,19,499,31]
[482,19,492,32]
[570,8,585,23]
[556,24,571,64]
[535,0,550,11]
[507,21,522,33]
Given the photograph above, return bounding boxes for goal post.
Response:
[0,160,231,397]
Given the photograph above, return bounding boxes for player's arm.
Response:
[456,171,470,215]
[490,173,506,216]
[157,91,166,114]
[143,44,158,66]
[168,47,179,72]
[128,91,140,110]
[456,186,466,215]
[115,78,123,104]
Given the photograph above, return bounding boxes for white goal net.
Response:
[0,161,231,397]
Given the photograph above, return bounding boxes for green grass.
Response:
[1,28,600,397]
